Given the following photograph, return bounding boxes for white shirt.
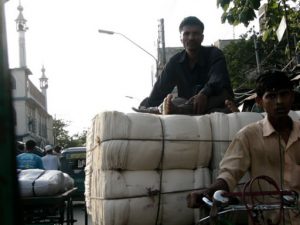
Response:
[42,154,61,170]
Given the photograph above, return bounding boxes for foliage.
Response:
[223,38,257,89]
[217,0,299,27]
[217,0,300,56]
[223,32,293,90]
[220,0,300,89]
[69,130,87,147]
[53,118,70,148]
[53,118,86,148]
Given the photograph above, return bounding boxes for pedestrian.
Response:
[16,140,44,170]
[42,145,61,170]
[16,141,25,155]
[186,70,300,224]
[53,145,62,157]
[139,16,234,115]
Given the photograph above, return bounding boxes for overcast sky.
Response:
[4,0,256,135]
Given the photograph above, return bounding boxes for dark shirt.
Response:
[143,46,234,107]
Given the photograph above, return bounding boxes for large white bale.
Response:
[161,114,212,169]
[91,169,211,200]
[88,168,211,225]
[94,140,162,170]
[85,144,94,214]
[90,193,195,225]
[94,111,162,143]
[209,112,263,170]
[87,112,212,170]
[91,197,158,225]
[160,192,194,225]
[194,167,211,190]
[18,169,66,197]
[96,170,160,199]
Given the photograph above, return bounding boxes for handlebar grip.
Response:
[202,190,230,208]
[202,196,213,207]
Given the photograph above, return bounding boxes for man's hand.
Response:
[190,93,207,114]
[186,179,229,208]
[186,190,210,208]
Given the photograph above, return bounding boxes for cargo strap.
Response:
[32,170,46,197]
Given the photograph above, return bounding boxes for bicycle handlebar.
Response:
[198,190,298,225]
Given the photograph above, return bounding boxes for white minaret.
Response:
[39,65,48,110]
[15,2,28,68]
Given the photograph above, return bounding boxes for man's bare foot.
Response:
[225,99,239,112]
[163,94,173,114]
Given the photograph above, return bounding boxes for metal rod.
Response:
[98,29,158,86]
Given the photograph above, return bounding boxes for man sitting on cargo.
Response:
[16,140,44,170]
[138,16,234,115]
[186,70,300,224]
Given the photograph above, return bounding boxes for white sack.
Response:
[18,169,64,197]
[62,172,74,192]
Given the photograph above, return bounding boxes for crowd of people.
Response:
[16,140,62,171]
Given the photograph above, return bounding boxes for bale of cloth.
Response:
[18,169,74,197]
[85,111,300,225]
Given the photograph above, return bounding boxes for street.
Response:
[72,202,91,225]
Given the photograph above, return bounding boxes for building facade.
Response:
[11,67,54,147]
[11,3,54,147]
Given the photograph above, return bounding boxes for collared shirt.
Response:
[145,46,234,107]
[217,116,300,224]
[17,152,44,170]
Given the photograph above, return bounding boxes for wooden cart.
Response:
[21,188,77,225]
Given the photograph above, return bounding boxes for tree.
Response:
[223,38,257,89]
[53,118,71,148]
[68,130,87,147]
[53,118,87,148]
[218,0,300,66]
[217,0,299,27]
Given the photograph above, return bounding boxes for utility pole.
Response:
[253,30,261,75]
[158,18,166,66]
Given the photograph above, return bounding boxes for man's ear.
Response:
[255,96,263,108]
[291,90,295,103]
[200,34,204,43]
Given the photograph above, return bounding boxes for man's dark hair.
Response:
[25,140,36,151]
[179,16,204,33]
[17,142,25,151]
[255,70,293,97]
[54,145,62,152]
